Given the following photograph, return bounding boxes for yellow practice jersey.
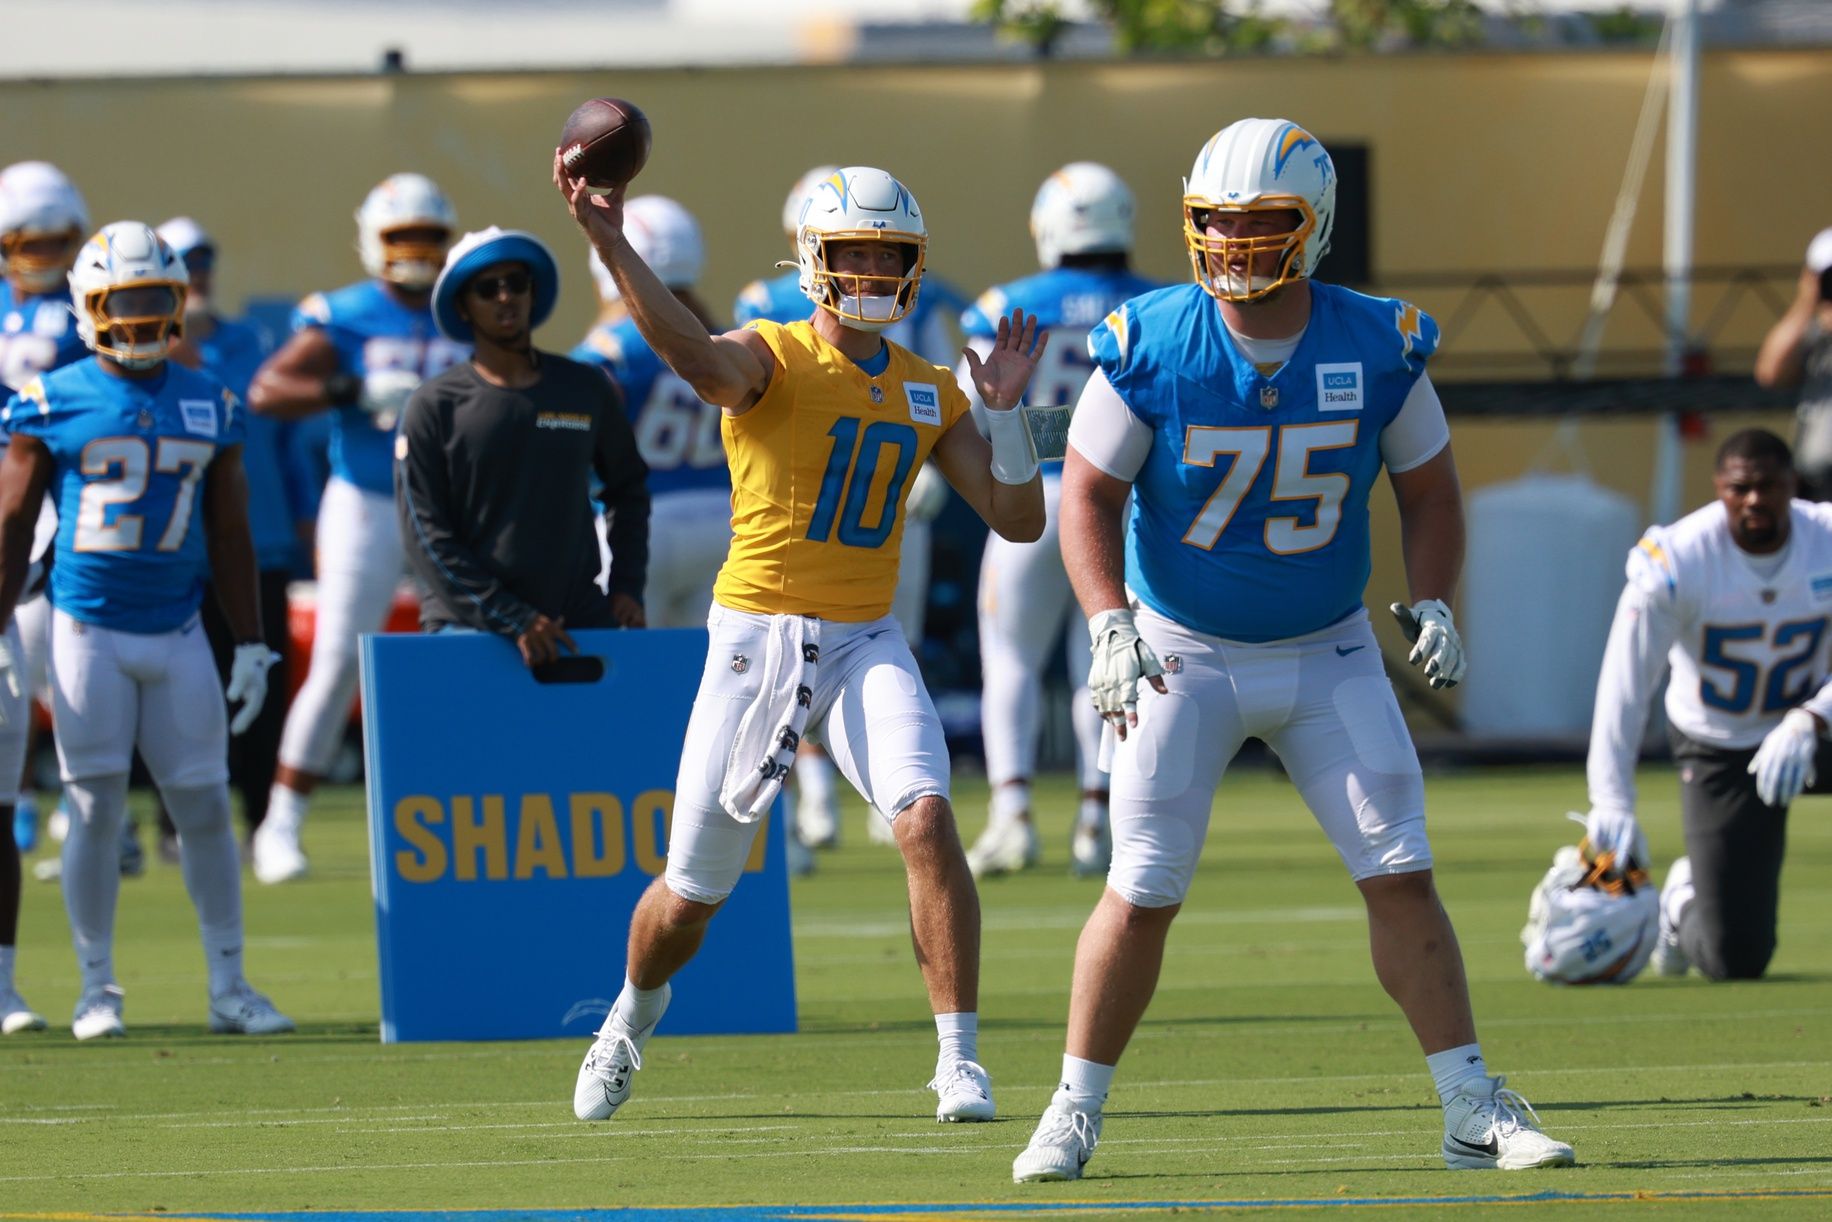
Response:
[713,319,969,621]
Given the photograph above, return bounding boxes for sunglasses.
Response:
[468,271,532,299]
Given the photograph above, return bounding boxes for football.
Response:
[559,97,651,195]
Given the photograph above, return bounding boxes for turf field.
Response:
[3,764,1830,1220]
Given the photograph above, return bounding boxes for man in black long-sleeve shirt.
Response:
[397,227,649,666]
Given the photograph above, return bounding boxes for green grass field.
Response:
[3,764,1830,1220]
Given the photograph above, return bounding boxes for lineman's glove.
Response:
[226,643,281,736]
[1572,808,1649,877]
[1088,608,1164,723]
[1748,708,1820,808]
[359,368,421,430]
[1389,599,1467,689]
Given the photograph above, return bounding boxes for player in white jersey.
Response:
[0,222,291,1038]
[1584,428,1832,981]
[247,175,464,884]
[958,163,1161,881]
[1011,118,1572,1182]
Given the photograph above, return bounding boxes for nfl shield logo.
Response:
[1259,386,1279,410]
[869,385,884,404]
[137,409,154,429]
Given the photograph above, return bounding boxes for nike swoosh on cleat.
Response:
[1335,645,1366,656]
[1447,1135,1500,1157]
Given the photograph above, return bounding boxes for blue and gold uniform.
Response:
[0,281,86,392]
[291,281,467,495]
[714,320,969,621]
[573,318,728,498]
[1091,280,1439,643]
[2,359,243,633]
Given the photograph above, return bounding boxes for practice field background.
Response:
[3,766,1830,1220]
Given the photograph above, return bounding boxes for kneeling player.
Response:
[0,222,291,1038]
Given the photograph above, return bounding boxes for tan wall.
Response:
[4,53,1825,716]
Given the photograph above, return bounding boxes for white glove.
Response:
[0,634,18,727]
[226,643,280,736]
[359,368,421,430]
[1569,808,1648,875]
[1087,608,1164,724]
[903,461,951,523]
[1389,599,1467,689]
[1748,708,1820,807]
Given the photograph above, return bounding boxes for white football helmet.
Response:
[1031,162,1135,269]
[356,173,456,291]
[1182,117,1336,302]
[1521,844,1659,986]
[0,161,90,294]
[68,222,189,369]
[590,195,705,303]
[781,164,841,240]
[794,167,926,333]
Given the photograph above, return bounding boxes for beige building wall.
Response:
[4,51,1826,719]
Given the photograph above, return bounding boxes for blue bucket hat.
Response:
[432,226,559,342]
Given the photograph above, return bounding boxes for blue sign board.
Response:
[360,628,797,1043]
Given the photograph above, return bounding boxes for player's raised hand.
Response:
[554,148,625,244]
[963,308,1049,412]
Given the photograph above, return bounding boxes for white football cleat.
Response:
[209,981,296,1035]
[929,1057,995,1122]
[574,983,670,1121]
[1013,1094,1102,1182]
[251,810,309,885]
[1651,856,1693,977]
[71,983,126,1040]
[1069,825,1110,879]
[966,820,1039,879]
[1441,1077,1575,1170]
[1,988,47,1035]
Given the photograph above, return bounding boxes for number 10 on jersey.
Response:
[805,418,918,549]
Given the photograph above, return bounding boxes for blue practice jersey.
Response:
[572,320,729,498]
[2,359,246,634]
[1092,281,1440,643]
[292,281,467,495]
[0,282,86,392]
[962,265,1161,468]
[732,269,968,367]
[193,317,308,572]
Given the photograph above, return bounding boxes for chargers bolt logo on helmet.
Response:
[1030,162,1135,270]
[68,221,189,370]
[1182,117,1337,303]
[793,167,927,334]
[356,173,457,292]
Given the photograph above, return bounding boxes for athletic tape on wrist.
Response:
[984,402,1039,485]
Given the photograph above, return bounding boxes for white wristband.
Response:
[984,402,1039,486]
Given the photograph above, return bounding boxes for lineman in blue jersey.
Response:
[1011,120,1573,1183]
[734,166,967,851]
[958,163,1161,883]
[247,174,466,885]
[0,162,92,882]
[156,218,311,860]
[0,222,291,1039]
[573,195,731,627]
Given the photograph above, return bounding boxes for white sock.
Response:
[0,944,15,994]
[611,976,669,1033]
[1427,1043,1490,1105]
[1059,1054,1114,1114]
[62,775,129,992]
[266,784,309,832]
[990,781,1031,826]
[794,753,836,808]
[164,784,247,997]
[935,1011,978,1064]
[1076,796,1108,833]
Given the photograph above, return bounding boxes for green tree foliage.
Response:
[971,0,1488,55]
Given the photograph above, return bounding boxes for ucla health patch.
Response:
[905,382,941,426]
[1810,574,1832,604]
[1315,362,1363,412]
[179,398,218,438]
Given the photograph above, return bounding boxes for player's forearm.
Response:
[1395,480,1465,606]
[1061,463,1129,617]
[0,510,34,625]
[248,369,341,421]
[596,233,747,405]
[1754,309,1814,390]
[206,523,264,643]
[1585,587,1674,814]
[983,474,1044,544]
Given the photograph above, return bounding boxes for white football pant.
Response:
[278,476,404,777]
[1107,606,1433,909]
[664,604,951,903]
[978,473,1104,792]
[0,618,28,805]
[642,489,733,628]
